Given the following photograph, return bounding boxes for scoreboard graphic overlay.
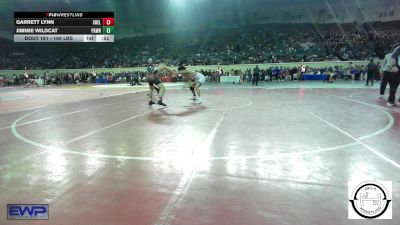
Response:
[14,12,114,42]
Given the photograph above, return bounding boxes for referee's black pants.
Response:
[380,71,391,95]
[388,72,400,104]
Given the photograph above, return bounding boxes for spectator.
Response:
[366,59,377,86]
[252,65,260,86]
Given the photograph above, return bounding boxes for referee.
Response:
[380,52,393,99]
[388,45,400,106]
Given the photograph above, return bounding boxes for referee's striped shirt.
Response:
[381,53,393,73]
[391,46,400,70]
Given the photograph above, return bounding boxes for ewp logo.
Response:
[7,204,49,220]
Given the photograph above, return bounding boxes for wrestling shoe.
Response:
[157,100,167,106]
[387,102,396,107]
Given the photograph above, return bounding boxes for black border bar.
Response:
[14,12,114,18]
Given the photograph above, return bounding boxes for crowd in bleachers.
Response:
[0,21,399,71]
[0,70,148,87]
[199,64,372,83]
[0,61,377,87]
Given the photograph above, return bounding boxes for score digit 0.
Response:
[102,18,114,26]
[103,26,114,34]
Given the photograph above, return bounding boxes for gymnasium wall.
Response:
[245,0,400,25]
